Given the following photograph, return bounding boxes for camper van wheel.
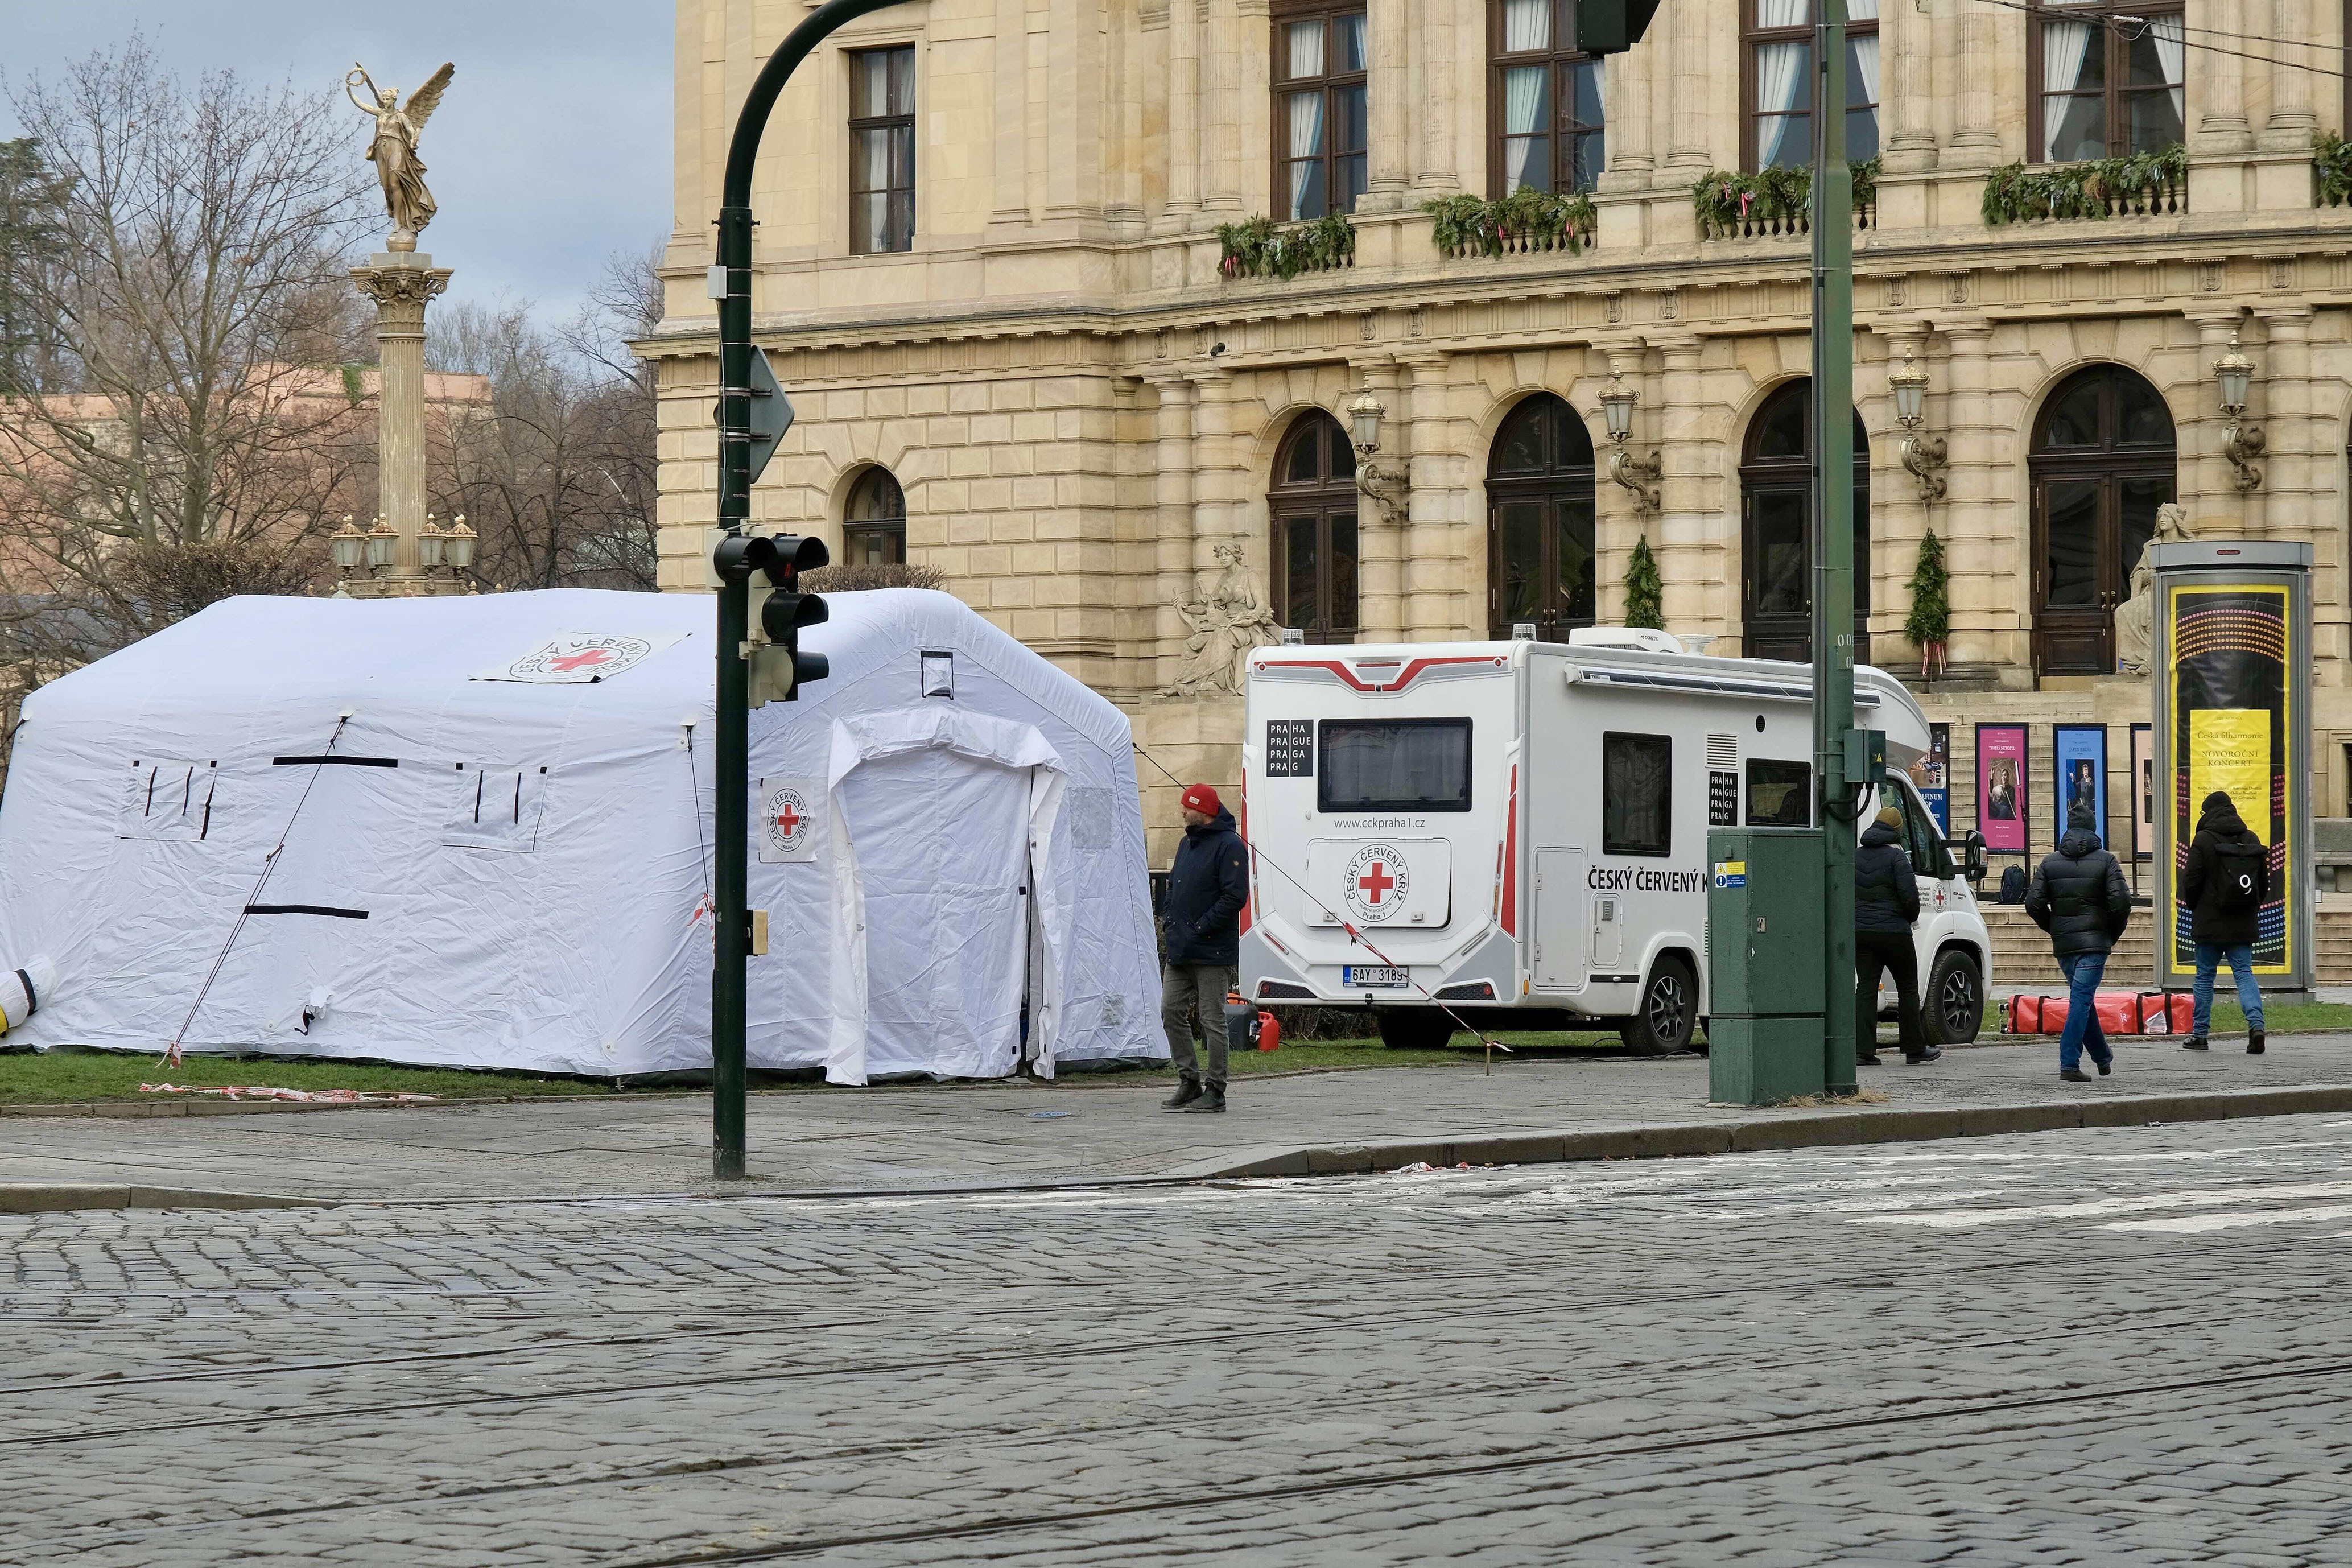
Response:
[1623,956,1698,1056]
[1375,1009,1459,1052]
[1924,950,1984,1046]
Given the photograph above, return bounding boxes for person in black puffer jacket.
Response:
[1158,782,1250,1114]
[2178,790,2269,1054]
[2026,803,2134,1080]
[1854,806,1936,1066]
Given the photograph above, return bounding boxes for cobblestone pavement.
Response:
[5,1112,2350,1564]
[5,1034,2350,1198]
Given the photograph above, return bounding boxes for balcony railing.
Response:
[1691,160,1879,239]
[1215,214,1356,281]
[1980,145,2186,225]
[1424,190,1599,259]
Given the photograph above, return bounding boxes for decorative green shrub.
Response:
[1422,188,1598,258]
[1903,529,1951,651]
[1624,534,1665,631]
[1979,143,2185,225]
[1690,159,1879,238]
[1216,213,1356,280]
[2316,130,2352,207]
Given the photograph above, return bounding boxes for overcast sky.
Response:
[0,0,674,322]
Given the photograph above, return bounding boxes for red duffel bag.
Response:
[2006,991,2192,1035]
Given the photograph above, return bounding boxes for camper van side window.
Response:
[1317,719,1473,813]
[1746,758,1812,827]
[1602,733,1672,856]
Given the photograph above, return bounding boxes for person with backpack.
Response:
[1854,805,1940,1066]
[2178,790,2269,1054]
[2025,801,2134,1081]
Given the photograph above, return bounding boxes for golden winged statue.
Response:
[346,61,454,249]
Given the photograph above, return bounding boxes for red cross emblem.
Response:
[1357,861,1394,904]
[775,802,802,835]
[548,649,613,672]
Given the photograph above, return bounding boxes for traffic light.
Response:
[743,533,831,707]
[1573,0,1660,55]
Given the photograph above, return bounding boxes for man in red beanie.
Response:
[1160,782,1249,1112]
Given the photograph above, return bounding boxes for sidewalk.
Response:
[3,1034,2348,1207]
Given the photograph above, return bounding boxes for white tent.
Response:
[0,587,1165,1083]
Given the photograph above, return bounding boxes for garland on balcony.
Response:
[1689,159,1878,237]
[1215,213,1356,280]
[1422,188,1599,258]
[1979,143,2185,225]
[2316,130,2352,206]
[1623,534,1665,632]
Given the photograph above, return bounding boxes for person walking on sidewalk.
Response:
[1160,782,1248,1114]
[1854,806,1940,1066]
[2179,789,2270,1055]
[2026,802,2134,1082]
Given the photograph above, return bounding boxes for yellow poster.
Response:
[2188,709,2272,848]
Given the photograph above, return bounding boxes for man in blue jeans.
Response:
[2178,790,2270,1053]
[2026,802,2134,1081]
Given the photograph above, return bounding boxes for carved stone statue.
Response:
[2114,501,2191,675]
[348,63,454,250]
[1160,543,1280,698]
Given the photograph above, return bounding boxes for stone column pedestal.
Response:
[346,250,466,599]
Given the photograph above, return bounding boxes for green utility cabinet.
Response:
[1707,827,1827,1106]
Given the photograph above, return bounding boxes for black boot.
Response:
[2183,1037,2209,1051]
[1183,1082,1227,1113]
[1905,1045,1942,1063]
[2248,1030,2266,1055]
[1161,1074,1203,1111]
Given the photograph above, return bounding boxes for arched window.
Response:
[1745,0,1879,170]
[1490,0,1606,196]
[843,467,906,568]
[2030,365,2176,675]
[1269,411,1359,643]
[1486,393,1596,639]
[1739,380,1870,663]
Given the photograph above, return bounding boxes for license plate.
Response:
[1343,965,1409,989]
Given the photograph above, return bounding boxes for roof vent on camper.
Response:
[1566,626,1684,655]
[1511,622,1537,641]
[1278,628,1306,646]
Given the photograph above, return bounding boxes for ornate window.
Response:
[2029,365,2176,675]
[1739,381,1870,664]
[1274,3,1368,221]
[2031,0,2184,163]
[843,467,907,567]
[849,46,915,255]
[1744,0,1879,171]
[1486,394,1596,640]
[1269,412,1359,643]
[1490,0,1607,196]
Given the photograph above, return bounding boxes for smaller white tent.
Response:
[0,587,1165,1082]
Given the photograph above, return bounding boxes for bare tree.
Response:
[428,244,661,592]
[0,39,377,676]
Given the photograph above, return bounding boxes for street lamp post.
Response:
[709,0,915,1180]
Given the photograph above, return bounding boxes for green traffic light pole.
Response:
[1809,0,1860,1097]
[712,0,914,1179]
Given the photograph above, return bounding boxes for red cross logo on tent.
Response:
[761,782,812,860]
[1342,843,1410,922]
[775,802,802,836]
[548,649,614,672]
[1357,861,1394,905]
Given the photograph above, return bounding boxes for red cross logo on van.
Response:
[1342,842,1410,923]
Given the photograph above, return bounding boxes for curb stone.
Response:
[0,1184,336,1215]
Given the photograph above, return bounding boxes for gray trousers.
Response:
[1161,962,1236,1087]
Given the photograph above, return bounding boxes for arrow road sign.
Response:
[745,344,794,485]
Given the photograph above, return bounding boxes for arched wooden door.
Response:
[1739,379,1870,663]
[2029,365,2177,675]
[1486,393,1597,639]
[1269,411,1359,643]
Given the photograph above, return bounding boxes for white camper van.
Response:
[1237,629,1992,1054]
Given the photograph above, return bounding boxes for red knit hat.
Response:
[1180,782,1222,816]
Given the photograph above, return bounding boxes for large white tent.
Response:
[0,587,1164,1082]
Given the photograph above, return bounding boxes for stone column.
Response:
[1947,5,1999,166]
[1192,370,1238,591]
[1405,353,1457,637]
[1353,359,1407,638]
[1656,337,1710,631]
[1940,319,1997,667]
[1162,0,1203,226]
[1875,324,1932,658]
[1363,0,1412,210]
[2193,0,2252,152]
[1881,0,1937,172]
[1412,0,1458,192]
[1205,0,1244,212]
[1149,374,1199,685]
[1664,7,1713,172]
[350,249,455,596]
[1046,0,1104,223]
[2261,0,2316,150]
[2256,306,2312,541]
[1596,35,1653,189]
[992,0,1032,229]
[2185,309,2249,527]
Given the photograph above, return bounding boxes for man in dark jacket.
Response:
[2026,802,2134,1080]
[1854,806,1938,1066]
[2178,790,2269,1054]
[1160,782,1249,1113]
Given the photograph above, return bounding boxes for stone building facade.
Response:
[642,0,2352,862]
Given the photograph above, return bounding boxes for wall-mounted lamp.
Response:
[1598,367,1661,514]
[2214,330,2264,492]
[1347,376,1410,529]
[1888,341,1947,503]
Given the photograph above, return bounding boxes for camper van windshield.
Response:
[1318,719,1473,813]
